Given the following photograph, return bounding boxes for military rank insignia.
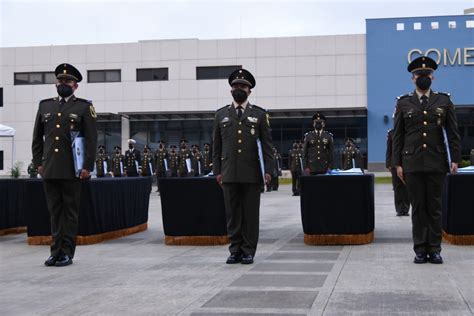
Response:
[266,113,270,127]
[89,105,97,119]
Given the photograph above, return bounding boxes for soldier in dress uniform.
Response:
[154,140,168,191]
[177,139,192,177]
[168,145,178,177]
[27,160,38,178]
[341,138,361,170]
[267,146,282,191]
[213,68,274,265]
[95,145,109,178]
[386,128,410,216]
[392,56,461,264]
[303,113,334,175]
[289,140,303,196]
[124,139,141,177]
[201,142,212,175]
[191,144,202,176]
[111,146,124,177]
[32,63,97,267]
[140,145,154,176]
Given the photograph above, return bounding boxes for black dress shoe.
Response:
[241,254,254,264]
[396,212,403,216]
[414,253,428,264]
[55,254,73,267]
[226,253,242,264]
[429,252,443,264]
[44,256,57,267]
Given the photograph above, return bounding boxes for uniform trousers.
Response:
[222,183,261,256]
[43,179,82,258]
[405,172,446,254]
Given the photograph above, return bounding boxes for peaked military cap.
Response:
[55,63,83,82]
[114,145,121,150]
[312,112,326,121]
[144,145,150,150]
[98,145,106,149]
[204,142,210,146]
[228,68,256,88]
[407,56,438,74]
[180,139,188,143]
[170,145,177,148]
[345,137,355,144]
[127,139,136,144]
[158,140,165,144]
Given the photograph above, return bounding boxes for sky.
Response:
[0,0,472,47]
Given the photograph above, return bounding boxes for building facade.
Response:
[0,14,473,175]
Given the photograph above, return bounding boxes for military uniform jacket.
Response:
[303,130,334,173]
[124,148,141,175]
[392,90,461,173]
[95,153,110,176]
[341,147,361,170]
[154,148,168,173]
[212,103,274,183]
[191,151,202,175]
[168,152,178,172]
[141,152,154,176]
[111,153,124,176]
[32,96,98,179]
[289,149,303,172]
[201,150,212,173]
[178,149,192,175]
[385,129,394,168]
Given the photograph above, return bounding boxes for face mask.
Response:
[416,76,431,90]
[314,122,323,130]
[232,89,248,103]
[57,83,73,98]
[115,150,120,154]
[128,145,133,150]
[99,149,104,154]
[293,145,298,149]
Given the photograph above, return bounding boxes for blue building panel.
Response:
[366,15,474,163]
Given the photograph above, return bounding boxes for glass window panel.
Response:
[106,70,120,82]
[29,73,43,84]
[44,72,56,84]
[88,71,105,83]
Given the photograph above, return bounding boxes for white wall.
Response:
[0,34,367,175]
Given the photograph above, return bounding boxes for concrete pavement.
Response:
[1,182,473,315]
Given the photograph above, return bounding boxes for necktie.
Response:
[60,98,66,105]
[237,106,243,119]
[421,95,428,108]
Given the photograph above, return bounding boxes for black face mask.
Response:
[416,76,431,90]
[57,83,73,98]
[314,122,323,130]
[293,145,298,149]
[99,149,104,154]
[232,89,248,103]
[128,145,133,150]
[115,150,120,154]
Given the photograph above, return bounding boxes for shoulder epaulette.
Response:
[324,131,333,136]
[215,105,230,112]
[433,91,451,97]
[75,97,93,104]
[39,97,55,104]
[387,128,393,133]
[396,93,412,100]
[250,104,266,112]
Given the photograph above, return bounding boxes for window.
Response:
[467,20,474,28]
[396,23,405,31]
[14,72,55,85]
[448,21,456,29]
[431,22,439,30]
[0,88,3,107]
[137,68,168,81]
[413,22,422,30]
[88,70,121,83]
[196,65,242,80]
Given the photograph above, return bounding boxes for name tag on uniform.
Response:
[69,113,79,119]
[247,116,258,123]
[221,117,230,123]
[323,138,328,144]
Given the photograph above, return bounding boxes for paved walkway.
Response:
[1,183,473,315]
